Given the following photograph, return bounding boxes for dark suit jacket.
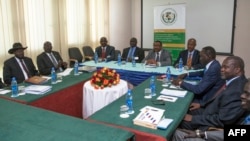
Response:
[95,45,115,61]
[37,51,65,75]
[181,60,225,104]
[181,75,247,130]
[174,49,203,69]
[121,46,144,63]
[142,49,172,66]
[3,57,38,84]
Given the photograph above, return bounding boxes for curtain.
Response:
[0,0,109,78]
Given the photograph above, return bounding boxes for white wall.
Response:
[109,0,250,77]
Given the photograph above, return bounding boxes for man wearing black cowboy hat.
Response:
[3,42,38,85]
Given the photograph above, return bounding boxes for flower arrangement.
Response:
[90,67,120,89]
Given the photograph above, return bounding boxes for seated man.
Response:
[172,46,225,104]
[173,38,203,70]
[142,40,172,66]
[121,37,144,63]
[37,41,67,75]
[171,77,250,141]
[177,56,247,131]
[3,42,38,85]
[95,37,115,61]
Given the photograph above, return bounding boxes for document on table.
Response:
[157,95,177,102]
[25,85,52,95]
[160,88,187,97]
[0,89,11,95]
[57,68,73,76]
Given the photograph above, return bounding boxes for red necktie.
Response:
[212,84,226,99]
[20,59,31,78]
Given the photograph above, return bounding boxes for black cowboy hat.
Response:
[8,42,27,54]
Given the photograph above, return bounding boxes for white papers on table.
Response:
[0,89,11,95]
[140,106,165,113]
[157,95,177,102]
[145,64,157,68]
[25,85,52,95]
[78,66,97,72]
[57,68,73,76]
[160,88,187,97]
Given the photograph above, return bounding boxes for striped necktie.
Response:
[20,59,31,78]
[50,53,58,68]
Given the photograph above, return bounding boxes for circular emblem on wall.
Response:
[161,8,177,26]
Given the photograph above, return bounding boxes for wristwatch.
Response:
[195,129,201,138]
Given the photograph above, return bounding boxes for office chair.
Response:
[82,46,94,61]
[68,47,84,67]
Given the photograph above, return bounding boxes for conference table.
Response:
[0,70,93,118]
[0,98,134,141]
[87,77,194,141]
[83,79,128,119]
[81,61,202,86]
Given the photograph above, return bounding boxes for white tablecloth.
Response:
[82,79,128,119]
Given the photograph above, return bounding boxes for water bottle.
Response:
[74,60,79,75]
[94,52,98,64]
[11,77,18,97]
[117,53,121,66]
[126,89,134,114]
[51,67,57,84]
[166,67,171,84]
[150,75,156,96]
[132,56,136,67]
[179,58,183,72]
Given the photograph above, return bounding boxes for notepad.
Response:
[157,118,173,130]
[160,88,187,97]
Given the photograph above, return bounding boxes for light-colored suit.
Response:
[142,49,172,66]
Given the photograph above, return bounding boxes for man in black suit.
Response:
[121,37,144,63]
[142,40,172,66]
[171,77,250,141]
[37,41,68,75]
[172,46,225,104]
[174,38,202,70]
[95,37,115,61]
[177,56,247,131]
[3,42,38,85]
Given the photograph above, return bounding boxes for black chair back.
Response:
[82,46,94,60]
[68,47,83,67]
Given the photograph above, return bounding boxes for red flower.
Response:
[91,67,120,89]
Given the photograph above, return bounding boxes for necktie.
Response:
[156,52,160,62]
[187,53,192,67]
[212,84,226,99]
[20,59,31,78]
[102,47,106,59]
[127,47,134,61]
[50,53,58,67]
[243,115,250,125]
